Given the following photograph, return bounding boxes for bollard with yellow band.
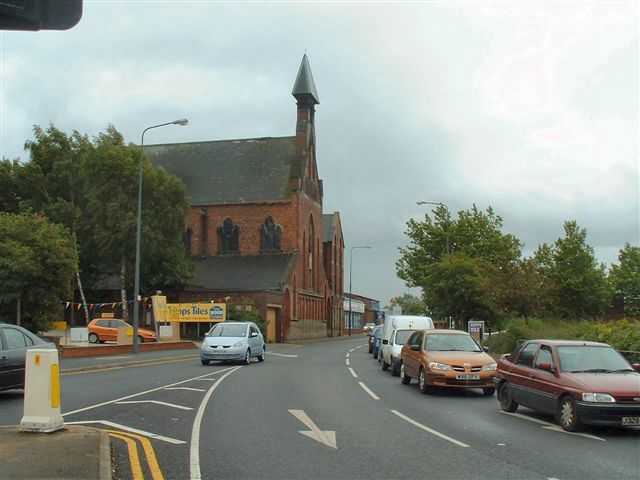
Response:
[20,348,64,432]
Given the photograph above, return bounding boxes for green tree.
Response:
[535,220,611,319]
[0,212,78,331]
[385,293,427,315]
[609,243,640,316]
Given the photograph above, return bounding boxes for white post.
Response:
[20,349,64,432]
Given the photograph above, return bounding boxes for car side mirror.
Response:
[632,363,640,373]
[410,345,420,351]
[482,346,490,352]
[537,362,553,372]
[250,332,258,338]
[382,339,389,345]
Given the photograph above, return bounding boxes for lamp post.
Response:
[417,201,450,254]
[348,246,371,336]
[132,118,188,354]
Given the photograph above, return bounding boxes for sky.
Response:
[1,1,638,306]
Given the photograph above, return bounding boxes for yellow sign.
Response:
[34,354,41,366]
[151,295,168,323]
[101,313,115,318]
[52,321,67,330]
[166,303,227,323]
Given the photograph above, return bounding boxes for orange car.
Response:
[400,329,496,396]
[88,318,156,344]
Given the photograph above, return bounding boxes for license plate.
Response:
[622,417,640,426]
[213,349,226,354]
[456,373,480,380]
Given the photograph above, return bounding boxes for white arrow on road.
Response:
[288,409,337,449]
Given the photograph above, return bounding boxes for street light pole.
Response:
[417,201,450,254]
[348,245,371,336]
[132,118,188,354]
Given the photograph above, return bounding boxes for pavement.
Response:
[0,335,361,479]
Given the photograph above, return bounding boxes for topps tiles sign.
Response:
[167,303,227,323]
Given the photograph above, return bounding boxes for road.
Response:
[1,337,639,479]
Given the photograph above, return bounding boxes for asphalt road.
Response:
[1,337,639,480]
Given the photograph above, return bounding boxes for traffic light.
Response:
[0,0,82,31]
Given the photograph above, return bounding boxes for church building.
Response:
[146,55,345,342]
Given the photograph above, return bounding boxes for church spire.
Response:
[292,54,319,105]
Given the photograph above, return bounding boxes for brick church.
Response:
[146,55,345,342]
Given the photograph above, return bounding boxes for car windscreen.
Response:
[206,323,247,337]
[425,334,482,352]
[557,346,633,373]
[394,330,414,345]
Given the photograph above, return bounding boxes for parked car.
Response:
[369,325,383,355]
[200,321,265,365]
[380,315,434,375]
[88,318,156,344]
[363,323,376,334]
[494,339,640,431]
[400,329,496,396]
[372,325,384,359]
[0,322,55,391]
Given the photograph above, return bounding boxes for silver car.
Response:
[200,321,265,365]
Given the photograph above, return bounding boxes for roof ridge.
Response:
[144,135,296,148]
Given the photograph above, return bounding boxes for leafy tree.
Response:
[385,293,427,315]
[609,243,640,316]
[424,252,495,326]
[0,212,77,331]
[535,221,611,319]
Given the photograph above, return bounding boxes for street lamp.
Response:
[417,201,450,254]
[348,246,372,336]
[132,118,188,354]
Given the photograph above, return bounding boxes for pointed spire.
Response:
[292,54,319,104]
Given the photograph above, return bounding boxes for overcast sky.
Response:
[1,1,638,306]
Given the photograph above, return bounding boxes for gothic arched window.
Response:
[217,218,239,254]
[260,216,282,251]
[184,227,193,256]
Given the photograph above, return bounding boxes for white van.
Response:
[380,315,434,376]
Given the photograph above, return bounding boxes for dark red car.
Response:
[495,339,640,431]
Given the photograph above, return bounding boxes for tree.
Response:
[609,243,640,317]
[424,252,495,326]
[535,221,611,319]
[385,293,427,315]
[0,212,77,331]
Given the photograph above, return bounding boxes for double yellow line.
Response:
[107,430,164,480]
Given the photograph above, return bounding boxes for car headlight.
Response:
[233,341,245,348]
[428,362,452,371]
[482,363,497,372]
[582,393,616,403]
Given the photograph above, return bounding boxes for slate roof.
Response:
[188,253,298,291]
[145,136,296,206]
[292,54,319,104]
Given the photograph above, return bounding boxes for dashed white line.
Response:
[345,359,350,366]
[116,400,193,411]
[346,352,350,358]
[500,412,604,441]
[165,387,206,392]
[348,367,358,378]
[267,352,299,358]
[358,382,379,400]
[355,345,363,349]
[391,410,470,448]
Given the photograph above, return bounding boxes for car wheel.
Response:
[201,360,210,366]
[258,346,265,362]
[244,349,251,365]
[88,333,99,344]
[499,382,518,412]
[483,387,496,396]
[373,350,378,360]
[418,369,431,394]
[400,364,411,385]
[391,360,400,376]
[382,359,389,371]
[558,395,582,432]
[368,346,373,354]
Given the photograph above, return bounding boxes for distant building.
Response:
[146,55,344,342]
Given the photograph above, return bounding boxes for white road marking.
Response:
[348,367,358,378]
[190,366,241,479]
[267,352,299,358]
[346,352,350,358]
[345,359,350,366]
[355,345,363,349]
[194,378,217,382]
[349,348,355,353]
[391,410,470,448]
[358,382,379,400]
[63,366,237,416]
[66,420,185,444]
[165,387,206,392]
[500,412,605,441]
[116,400,193,411]
[288,409,337,449]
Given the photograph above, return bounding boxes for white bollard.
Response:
[20,348,64,433]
